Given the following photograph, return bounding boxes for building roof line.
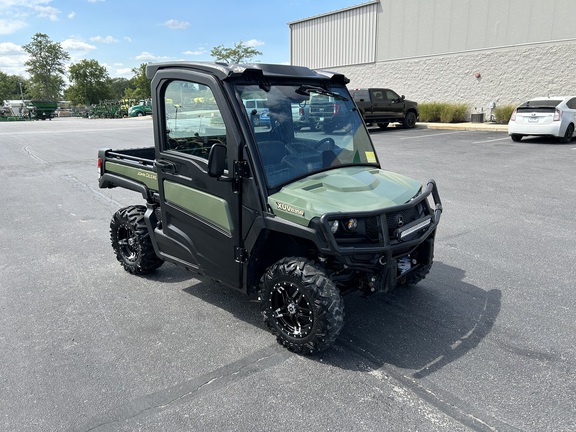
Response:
[288,1,379,26]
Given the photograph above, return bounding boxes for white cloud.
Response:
[163,19,189,30]
[183,49,206,56]
[134,51,157,62]
[34,5,60,21]
[245,39,265,47]
[61,38,97,52]
[0,42,28,76]
[0,19,27,35]
[68,11,76,19]
[113,67,133,78]
[90,35,118,44]
[124,37,132,43]
[0,1,62,34]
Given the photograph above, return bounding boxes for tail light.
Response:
[333,103,340,115]
[299,106,304,116]
[97,157,103,177]
[553,108,561,121]
[510,110,517,121]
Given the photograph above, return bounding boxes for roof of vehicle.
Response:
[146,61,349,84]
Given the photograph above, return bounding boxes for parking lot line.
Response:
[400,131,463,140]
[472,137,511,144]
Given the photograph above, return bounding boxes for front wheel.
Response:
[110,205,163,274]
[402,111,417,128]
[259,257,344,354]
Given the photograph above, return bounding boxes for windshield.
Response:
[236,83,378,188]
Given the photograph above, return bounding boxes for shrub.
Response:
[419,102,470,123]
[493,104,517,123]
[440,103,469,123]
[418,102,442,122]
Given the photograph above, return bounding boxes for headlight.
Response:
[328,220,339,233]
[343,218,358,232]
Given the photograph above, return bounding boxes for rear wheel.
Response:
[259,257,344,354]
[510,134,523,142]
[110,205,163,274]
[377,122,389,130]
[559,123,574,143]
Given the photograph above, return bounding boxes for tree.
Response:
[0,71,28,101]
[22,33,70,100]
[210,41,262,64]
[123,63,150,100]
[109,77,131,100]
[65,59,112,105]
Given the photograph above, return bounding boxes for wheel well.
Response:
[246,230,318,292]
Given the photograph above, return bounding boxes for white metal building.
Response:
[289,0,576,116]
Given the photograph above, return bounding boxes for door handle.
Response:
[155,160,177,174]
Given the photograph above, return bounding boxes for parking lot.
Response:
[1,117,575,431]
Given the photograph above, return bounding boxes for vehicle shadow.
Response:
[321,261,501,377]
[367,124,408,134]
[178,260,500,378]
[516,136,574,145]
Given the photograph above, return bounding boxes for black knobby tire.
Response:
[402,111,417,129]
[397,263,432,288]
[259,257,344,354]
[110,205,163,275]
[559,123,574,143]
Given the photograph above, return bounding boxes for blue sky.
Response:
[0,0,361,79]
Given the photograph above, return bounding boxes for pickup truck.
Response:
[351,88,418,129]
[98,62,442,354]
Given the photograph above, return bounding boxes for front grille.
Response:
[385,205,422,235]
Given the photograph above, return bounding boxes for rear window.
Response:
[518,99,561,109]
[351,89,369,101]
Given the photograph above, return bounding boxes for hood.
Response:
[268,166,422,225]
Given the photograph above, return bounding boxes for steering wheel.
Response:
[314,137,336,151]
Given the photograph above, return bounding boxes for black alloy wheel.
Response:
[259,257,344,354]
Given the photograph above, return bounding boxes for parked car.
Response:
[508,96,576,143]
[291,102,314,130]
[351,88,418,129]
[243,98,269,127]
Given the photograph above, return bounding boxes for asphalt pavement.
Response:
[1,117,574,432]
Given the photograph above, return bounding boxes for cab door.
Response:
[152,70,242,289]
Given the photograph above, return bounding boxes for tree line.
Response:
[0,33,262,106]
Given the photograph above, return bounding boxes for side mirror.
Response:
[208,143,227,178]
[401,95,406,101]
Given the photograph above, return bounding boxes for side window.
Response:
[371,90,384,101]
[385,90,400,101]
[162,80,226,159]
[567,98,576,109]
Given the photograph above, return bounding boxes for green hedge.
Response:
[419,102,470,123]
[493,104,517,124]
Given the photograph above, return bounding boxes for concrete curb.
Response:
[417,122,508,132]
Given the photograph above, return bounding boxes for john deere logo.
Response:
[276,201,304,217]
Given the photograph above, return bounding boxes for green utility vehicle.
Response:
[98,62,442,354]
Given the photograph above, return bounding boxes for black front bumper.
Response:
[316,179,442,273]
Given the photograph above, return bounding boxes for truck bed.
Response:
[98,147,159,199]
